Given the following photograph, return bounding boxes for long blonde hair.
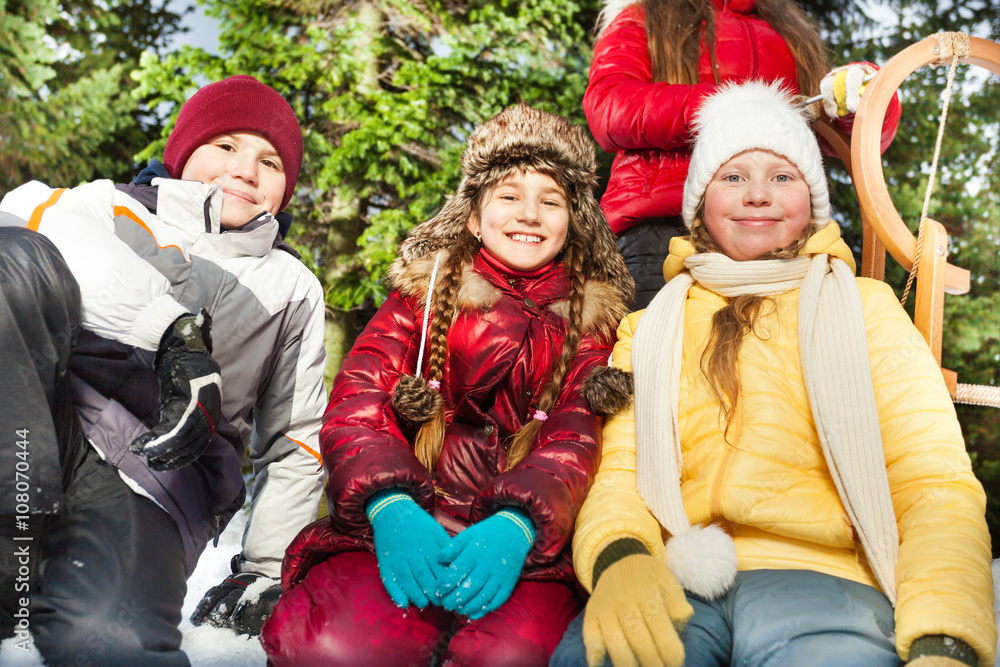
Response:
[643,0,830,96]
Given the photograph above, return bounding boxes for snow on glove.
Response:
[190,571,281,637]
[366,489,451,609]
[583,554,693,667]
[130,308,222,471]
[436,508,534,620]
[820,63,877,118]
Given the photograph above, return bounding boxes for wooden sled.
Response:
[812,33,1000,406]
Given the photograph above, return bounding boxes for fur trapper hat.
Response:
[681,80,831,229]
[392,103,633,306]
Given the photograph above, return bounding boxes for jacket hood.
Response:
[662,222,854,282]
[394,103,634,311]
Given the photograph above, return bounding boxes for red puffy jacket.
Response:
[586,0,902,234]
[281,250,620,589]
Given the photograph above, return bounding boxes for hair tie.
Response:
[428,380,441,390]
[532,409,548,422]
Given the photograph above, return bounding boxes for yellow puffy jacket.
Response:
[573,225,996,665]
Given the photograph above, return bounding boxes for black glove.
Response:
[130,309,222,471]
[190,571,283,636]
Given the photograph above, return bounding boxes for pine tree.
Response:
[0,0,184,195]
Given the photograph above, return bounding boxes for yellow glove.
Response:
[582,554,694,667]
[820,63,877,118]
[907,657,971,667]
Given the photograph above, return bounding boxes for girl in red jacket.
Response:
[587,0,902,309]
[260,104,635,666]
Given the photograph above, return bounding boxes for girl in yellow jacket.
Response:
[551,80,995,667]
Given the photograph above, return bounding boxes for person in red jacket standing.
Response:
[260,104,635,666]
[587,0,902,309]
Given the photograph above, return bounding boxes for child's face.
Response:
[703,150,812,261]
[467,171,569,272]
[181,132,286,230]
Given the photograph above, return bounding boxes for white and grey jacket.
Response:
[0,176,326,575]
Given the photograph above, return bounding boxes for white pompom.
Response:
[665,523,738,600]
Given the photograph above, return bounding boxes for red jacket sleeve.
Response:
[472,330,612,567]
[584,5,716,154]
[321,291,435,536]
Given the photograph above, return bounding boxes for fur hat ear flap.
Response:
[582,365,634,416]
[392,375,443,423]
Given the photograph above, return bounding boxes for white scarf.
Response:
[632,251,899,604]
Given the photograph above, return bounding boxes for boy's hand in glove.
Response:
[583,554,693,667]
[130,308,222,471]
[366,489,451,609]
[820,63,877,118]
[437,508,534,619]
[190,571,282,636]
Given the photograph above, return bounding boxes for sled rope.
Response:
[896,33,997,409]
[899,32,970,307]
[954,383,1000,408]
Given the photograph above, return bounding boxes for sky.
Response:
[166,0,222,55]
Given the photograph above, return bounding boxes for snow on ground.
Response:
[0,507,265,666]
[177,507,267,666]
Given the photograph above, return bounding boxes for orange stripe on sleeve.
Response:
[27,188,68,230]
[113,205,190,261]
[286,435,322,463]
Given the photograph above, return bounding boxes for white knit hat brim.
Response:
[681,80,831,229]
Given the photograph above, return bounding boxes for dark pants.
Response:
[615,218,686,311]
[263,550,583,667]
[550,570,899,667]
[0,227,190,665]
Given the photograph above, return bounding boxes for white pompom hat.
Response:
[681,80,831,229]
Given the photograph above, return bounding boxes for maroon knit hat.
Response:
[163,75,303,211]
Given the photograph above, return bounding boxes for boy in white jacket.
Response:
[0,75,325,665]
